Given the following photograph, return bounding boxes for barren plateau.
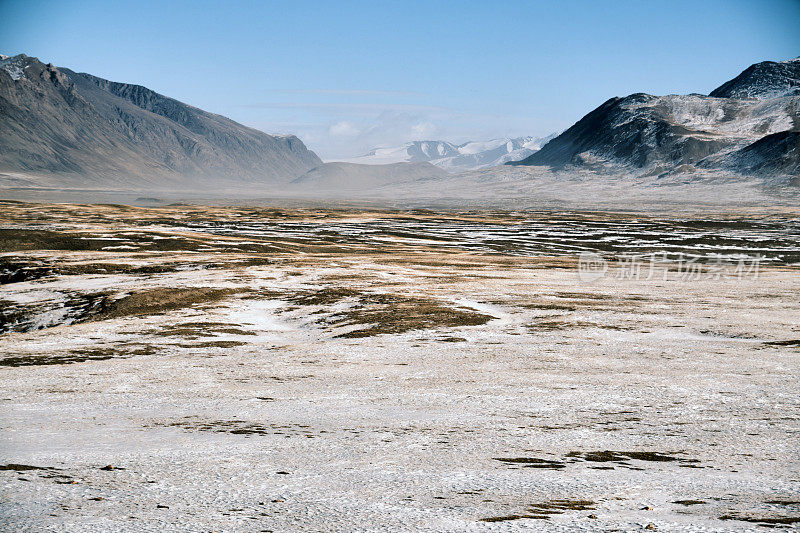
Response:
[0,201,798,531]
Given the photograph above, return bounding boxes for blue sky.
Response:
[1,0,798,159]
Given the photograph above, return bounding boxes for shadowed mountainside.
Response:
[509,58,800,183]
[709,58,800,98]
[0,54,321,187]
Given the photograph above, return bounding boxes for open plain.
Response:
[0,201,799,531]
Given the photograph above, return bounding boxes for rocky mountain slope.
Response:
[341,135,556,171]
[709,58,800,99]
[509,58,800,181]
[0,54,321,187]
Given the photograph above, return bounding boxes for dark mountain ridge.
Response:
[710,59,800,99]
[509,58,800,181]
[0,54,321,187]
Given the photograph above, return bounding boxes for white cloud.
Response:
[329,121,359,137]
[411,121,436,139]
[241,101,556,160]
[287,111,479,159]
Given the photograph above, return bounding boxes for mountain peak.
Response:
[0,53,32,81]
[0,53,321,186]
[341,135,556,171]
[709,58,800,99]
[508,56,799,179]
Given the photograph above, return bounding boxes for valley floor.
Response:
[0,202,798,531]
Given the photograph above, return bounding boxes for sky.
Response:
[1,0,798,159]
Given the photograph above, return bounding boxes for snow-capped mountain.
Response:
[509,58,800,180]
[339,135,557,171]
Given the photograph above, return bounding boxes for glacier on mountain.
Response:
[337,134,557,171]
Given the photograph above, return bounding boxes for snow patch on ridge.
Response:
[0,54,27,80]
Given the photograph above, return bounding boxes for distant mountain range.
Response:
[509,58,800,181]
[339,135,557,171]
[1,52,797,198]
[0,53,322,187]
[0,53,524,191]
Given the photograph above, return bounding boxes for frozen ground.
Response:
[0,202,798,531]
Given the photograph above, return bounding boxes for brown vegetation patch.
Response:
[480,500,596,522]
[0,345,157,367]
[0,228,283,255]
[492,450,702,472]
[0,292,110,334]
[57,262,182,276]
[150,322,257,339]
[0,463,75,484]
[527,318,632,332]
[567,450,672,462]
[0,256,202,283]
[764,339,800,347]
[438,336,467,342]
[0,464,49,471]
[519,301,580,312]
[516,290,655,317]
[0,287,234,334]
[565,450,700,467]
[480,514,533,523]
[0,287,234,335]
[271,287,494,338]
[178,340,249,349]
[91,287,236,321]
[0,258,53,284]
[494,457,566,469]
[328,294,494,338]
[284,288,362,306]
[0,229,118,253]
[163,418,318,438]
[719,513,800,527]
